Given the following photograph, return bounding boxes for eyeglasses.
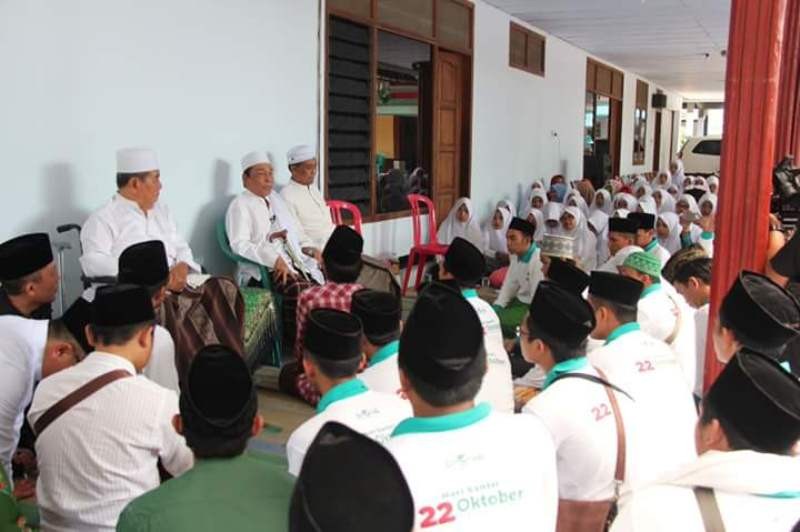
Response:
[516,326,530,339]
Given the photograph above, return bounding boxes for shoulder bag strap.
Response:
[548,372,634,402]
[33,369,132,436]
[693,487,726,532]
[595,368,626,486]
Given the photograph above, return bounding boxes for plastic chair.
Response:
[402,194,449,295]
[215,218,282,366]
[327,200,363,235]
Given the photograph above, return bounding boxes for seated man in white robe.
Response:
[672,257,712,398]
[597,217,643,273]
[279,145,335,249]
[618,252,697,394]
[290,422,414,532]
[81,147,244,376]
[627,212,671,265]
[117,240,178,392]
[587,272,698,486]
[350,289,403,397]
[611,350,800,531]
[226,150,324,352]
[285,308,410,476]
[387,283,558,531]
[440,237,514,413]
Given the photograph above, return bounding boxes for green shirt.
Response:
[116,452,294,532]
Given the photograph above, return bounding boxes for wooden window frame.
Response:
[509,22,545,77]
[324,0,474,223]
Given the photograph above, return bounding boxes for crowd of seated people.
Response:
[0,147,798,532]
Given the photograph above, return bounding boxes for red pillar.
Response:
[704,0,788,391]
[775,0,800,163]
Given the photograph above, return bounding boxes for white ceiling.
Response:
[485,0,730,101]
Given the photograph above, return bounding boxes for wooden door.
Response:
[653,111,663,172]
[433,50,467,219]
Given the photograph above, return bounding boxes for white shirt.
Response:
[589,325,698,486]
[387,404,558,531]
[643,239,672,266]
[611,450,800,531]
[465,290,514,413]
[0,316,46,482]
[286,378,411,476]
[523,363,639,501]
[495,245,543,307]
[693,304,709,397]
[80,193,200,279]
[280,180,335,249]
[141,325,179,393]
[597,245,644,273]
[29,352,193,532]
[637,284,698,394]
[225,189,323,285]
[360,341,404,396]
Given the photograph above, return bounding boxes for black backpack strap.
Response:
[549,372,634,402]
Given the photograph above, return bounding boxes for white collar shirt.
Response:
[29,352,193,532]
[693,304,710,397]
[0,316,46,481]
[79,193,200,279]
[387,405,558,531]
[286,378,411,476]
[589,325,698,486]
[611,450,800,532]
[359,341,403,396]
[279,180,335,249]
[495,246,543,307]
[141,325,179,393]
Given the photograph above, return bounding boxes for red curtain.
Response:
[704,0,789,391]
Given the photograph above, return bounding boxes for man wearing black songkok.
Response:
[0,233,59,319]
[386,282,558,530]
[612,349,800,530]
[118,344,294,531]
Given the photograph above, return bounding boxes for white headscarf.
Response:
[565,191,591,219]
[633,182,653,199]
[692,177,710,193]
[670,159,686,189]
[437,198,485,249]
[483,206,511,255]
[520,181,545,214]
[592,189,613,216]
[613,192,638,212]
[612,208,631,219]
[654,171,671,190]
[677,194,702,217]
[637,196,658,215]
[698,193,718,216]
[543,202,564,233]
[525,207,545,243]
[528,189,549,213]
[560,206,597,271]
[654,190,676,214]
[657,212,682,254]
[707,176,720,194]
[496,199,517,218]
[588,210,610,266]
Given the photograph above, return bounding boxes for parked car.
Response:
[679,135,721,175]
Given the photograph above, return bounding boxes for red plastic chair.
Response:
[327,200,363,235]
[402,194,449,295]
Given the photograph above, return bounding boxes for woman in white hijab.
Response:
[565,191,591,219]
[559,206,597,271]
[483,205,512,261]
[613,192,638,212]
[437,197,485,249]
[692,176,710,193]
[543,202,564,235]
[657,212,682,254]
[666,184,681,201]
[637,195,658,215]
[653,189,677,214]
[525,207,545,244]
[527,189,549,213]
[654,171,671,190]
[591,189,613,216]
[676,194,704,244]
[669,159,686,189]
[496,199,517,218]
[612,208,631,219]
[698,192,718,217]
[588,210,610,266]
[707,176,720,194]
[633,182,653,200]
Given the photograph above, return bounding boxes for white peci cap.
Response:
[287,145,316,166]
[241,151,271,172]
[116,148,159,174]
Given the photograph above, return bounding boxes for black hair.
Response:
[699,396,794,455]
[1,270,42,296]
[674,257,712,286]
[116,171,151,189]
[590,295,638,324]
[89,319,156,347]
[324,258,363,284]
[524,320,587,364]
[305,351,362,380]
[47,319,87,359]
[662,244,706,284]
[399,348,486,408]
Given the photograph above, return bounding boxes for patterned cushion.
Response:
[241,287,279,368]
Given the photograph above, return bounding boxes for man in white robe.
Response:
[611,350,800,531]
[672,257,712,398]
[597,217,644,273]
[279,145,335,249]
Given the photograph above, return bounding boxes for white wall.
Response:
[0,0,685,304]
[0,0,321,308]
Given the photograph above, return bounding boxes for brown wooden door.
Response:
[653,111,663,172]
[433,50,467,219]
